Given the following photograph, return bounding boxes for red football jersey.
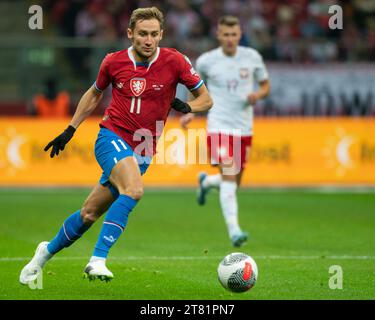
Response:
[94,46,203,156]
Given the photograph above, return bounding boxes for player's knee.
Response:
[124,186,144,200]
[221,174,237,183]
[80,205,100,225]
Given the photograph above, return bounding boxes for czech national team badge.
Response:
[130,78,146,96]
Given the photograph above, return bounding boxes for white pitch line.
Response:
[1,255,375,262]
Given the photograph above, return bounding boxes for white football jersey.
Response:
[196,46,268,136]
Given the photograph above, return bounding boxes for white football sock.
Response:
[36,243,53,267]
[219,181,241,238]
[202,174,222,189]
[90,256,106,263]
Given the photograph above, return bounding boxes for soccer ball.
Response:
[217,252,258,293]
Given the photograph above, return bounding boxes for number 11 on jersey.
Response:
[130,97,141,114]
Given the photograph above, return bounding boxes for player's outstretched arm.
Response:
[69,85,103,129]
[44,86,103,158]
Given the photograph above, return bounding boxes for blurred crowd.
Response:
[44,0,375,62]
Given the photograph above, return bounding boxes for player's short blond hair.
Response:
[129,7,164,30]
[218,16,240,27]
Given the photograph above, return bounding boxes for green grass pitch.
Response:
[0,187,374,300]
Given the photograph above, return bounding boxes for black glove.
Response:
[44,125,76,158]
[171,98,192,114]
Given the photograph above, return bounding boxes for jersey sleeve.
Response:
[94,54,111,92]
[177,52,204,92]
[253,52,269,82]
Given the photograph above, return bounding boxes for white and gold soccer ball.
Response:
[217,252,258,293]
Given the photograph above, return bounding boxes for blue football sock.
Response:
[47,210,91,254]
[93,194,138,259]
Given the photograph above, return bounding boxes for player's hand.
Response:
[44,125,76,158]
[247,92,259,105]
[171,98,192,114]
[180,113,195,129]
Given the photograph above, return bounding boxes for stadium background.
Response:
[0,0,374,187]
[0,0,374,300]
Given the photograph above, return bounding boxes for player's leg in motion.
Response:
[197,172,221,205]
[84,156,143,281]
[19,184,114,285]
[219,169,247,247]
[218,136,250,247]
[197,133,222,205]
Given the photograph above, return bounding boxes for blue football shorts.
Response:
[94,127,152,199]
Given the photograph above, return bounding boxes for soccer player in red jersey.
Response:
[20,7,212,284]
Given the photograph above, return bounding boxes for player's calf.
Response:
[88,194,139,277]
[80,204,103,225]
[46,210,92,255]
[80,183,115,225]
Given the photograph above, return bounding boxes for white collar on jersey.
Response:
[127,46,160,71]
[220,46,240,59]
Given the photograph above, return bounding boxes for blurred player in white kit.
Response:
[181,16,270,247]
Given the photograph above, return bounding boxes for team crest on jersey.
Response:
[130,78,146,96]
[240,68,250,79]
